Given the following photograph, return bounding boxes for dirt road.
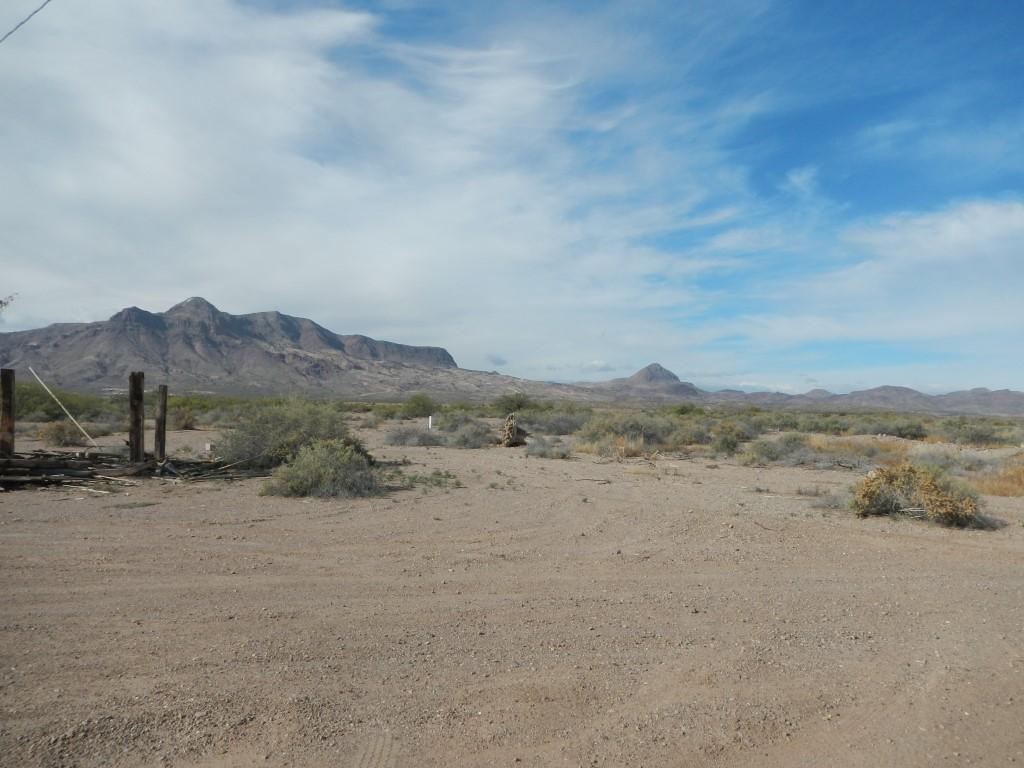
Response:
[2,432,1023,766]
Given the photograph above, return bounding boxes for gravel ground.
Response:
[2,428,1023,767]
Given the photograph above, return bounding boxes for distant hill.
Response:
[2,300,1023,415]
[593,363,702,399]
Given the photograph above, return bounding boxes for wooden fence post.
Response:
[154,384,168,462]
[0,369,14,458]
[128,371,145,463]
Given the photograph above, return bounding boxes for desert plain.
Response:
[2,427,1023,767]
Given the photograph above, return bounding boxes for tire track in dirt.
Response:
[353,730,399,768]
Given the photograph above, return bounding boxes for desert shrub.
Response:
[670,403,704,416]
[669,422,711,447]
[219,400,361,469]
[434,410,478,432]
[447,421,492,448]
[37,420,86,447]
[851,462,981,526]
[401,393,438,419]
[710,423,742,456]
[742,433,808,464]
[168,407,197,430]
[910,447,999,475]
[940,417,1005,446]
[526,436,572,459]
[796,414,849,435]
[386,426,445,447]
[371,402,403,420]
[15,382,115,421]
[493,392,535,414]
[519,407,590,435]
[261,440,381,498]
[578,411,675,447]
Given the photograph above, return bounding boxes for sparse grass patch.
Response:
[401,469,463,490]
[386,427,446,447]
[261,439,382,498]
[851,462,982,526]
[969,453,1024,496]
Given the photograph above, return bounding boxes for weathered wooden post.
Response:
[154,384,168,462]
[0,368,14,458]
[128,371,145,463]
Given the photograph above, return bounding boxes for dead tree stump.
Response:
[500,413,527,447]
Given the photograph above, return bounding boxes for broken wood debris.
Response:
[0,451,268,489]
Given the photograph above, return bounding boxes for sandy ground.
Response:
[2,427,1023,767]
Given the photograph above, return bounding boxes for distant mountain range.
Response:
[2,299,1023,416]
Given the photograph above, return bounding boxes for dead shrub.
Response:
[851,463,981,526]
[37,421,86,447]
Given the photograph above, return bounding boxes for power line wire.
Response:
[0,0,55,47]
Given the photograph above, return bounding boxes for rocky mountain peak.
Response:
[627,363,681,385]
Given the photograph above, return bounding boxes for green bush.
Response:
[711,430,740,456]
[493,392,535,414]
[941,417,1005,446]
[401,393,438,419]
[261,440,381,498]
[219,400,362,469]
[670,403,704,416]
[15,382,115,421]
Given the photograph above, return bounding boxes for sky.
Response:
[1,0,1022,394]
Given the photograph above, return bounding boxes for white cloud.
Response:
[1,1,1020,392]
[728,199,1024,345]
[0,0,768,381]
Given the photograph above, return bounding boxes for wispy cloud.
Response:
[0,0,1020,391]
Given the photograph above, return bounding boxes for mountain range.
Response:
[2,298,1023,416]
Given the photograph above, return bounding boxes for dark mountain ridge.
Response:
[2,300,1023,415]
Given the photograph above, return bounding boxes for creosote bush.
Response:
[851,462,981,526]
[401,393,438,419]
[219,400,362,469]
[261,440,381,498]
[493,392,535,414]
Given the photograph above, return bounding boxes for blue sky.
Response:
[1,0,1022,393]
